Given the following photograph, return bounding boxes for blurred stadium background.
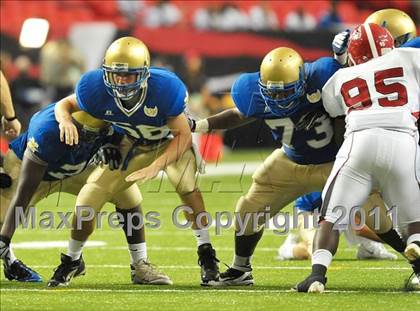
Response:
[1,0,419,161]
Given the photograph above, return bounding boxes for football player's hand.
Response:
[187,117,197,132]
[1,116,21,140]
[96,144,122,170]
[125,163,162,184]
[0,169,12,189]
[332,29,350,56]
[59,120,79,145]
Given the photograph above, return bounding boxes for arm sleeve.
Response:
[231,75,255,117]
[308,57,342,88]
[401,37,420,48]
[75,74,90,112]
[168,80,188,117]
[75,71,103,113]
[409,49,420,87]
[27,128,66,164]
[322,79,344,118]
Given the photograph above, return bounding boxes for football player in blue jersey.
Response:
[190,47,405,286]
[52,37,219,286]
[0,104,171,285]
[277,192,397,261]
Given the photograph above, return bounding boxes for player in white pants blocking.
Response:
[296,23,420,293]
[324,129,419,227]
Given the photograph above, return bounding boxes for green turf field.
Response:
[0,149,419,311]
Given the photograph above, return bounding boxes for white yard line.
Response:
[0,288,417,295]
[196,161,262,176]
[21,265,411,270]
[10,242,365,253]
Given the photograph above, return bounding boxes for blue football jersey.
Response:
[9,103,117,181]
[76,67,188,145]
[295,192,322,212]
[401,36,420,48]
[231,57,341,164]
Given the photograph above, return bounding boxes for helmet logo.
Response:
[27,137,39,152]
[267,81,284,89]
[111,62,129,70]
[351,28,362,40]
[144,106,158,117]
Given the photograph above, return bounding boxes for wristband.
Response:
[195,119,210,133]
[5,116,17,122]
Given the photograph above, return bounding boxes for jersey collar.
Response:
[112,85,148,117]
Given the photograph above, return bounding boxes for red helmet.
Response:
[347,23,394,66]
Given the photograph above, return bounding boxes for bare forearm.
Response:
[125,114,192,183]
[0,71,15,118]
[55,94,79,123]
[152,133,192,170]
[199,108,255,132]
[0,154,47,238]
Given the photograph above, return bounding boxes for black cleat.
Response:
[3,260,42,282]
[47,253,85,287]
[219,267,254,286]
[294,274,327,293]
[197,243,220,286]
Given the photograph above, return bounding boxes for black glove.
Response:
[0,167,12,189]
[187,117,197,132]
[295,110,325,131]
[95,144,122,171]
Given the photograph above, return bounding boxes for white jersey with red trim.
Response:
[322,48,419,136]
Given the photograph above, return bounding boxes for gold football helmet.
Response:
[103,37,150,100]
[259,47,305,117]
[365,9,417,47]
[72,111,108,132]
[72,111,110,143]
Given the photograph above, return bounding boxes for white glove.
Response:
[332,29,351,65]
[332,29,351,55]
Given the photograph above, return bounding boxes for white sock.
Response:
[128,242,147,264]
[68,238,85,261]
[280,242,295,259]
[193,229,210,247]
[311,249,333,268]
[1,245,17,266]
[8,247,17,265]
[407,234,420,245]
[232,254,252,272]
